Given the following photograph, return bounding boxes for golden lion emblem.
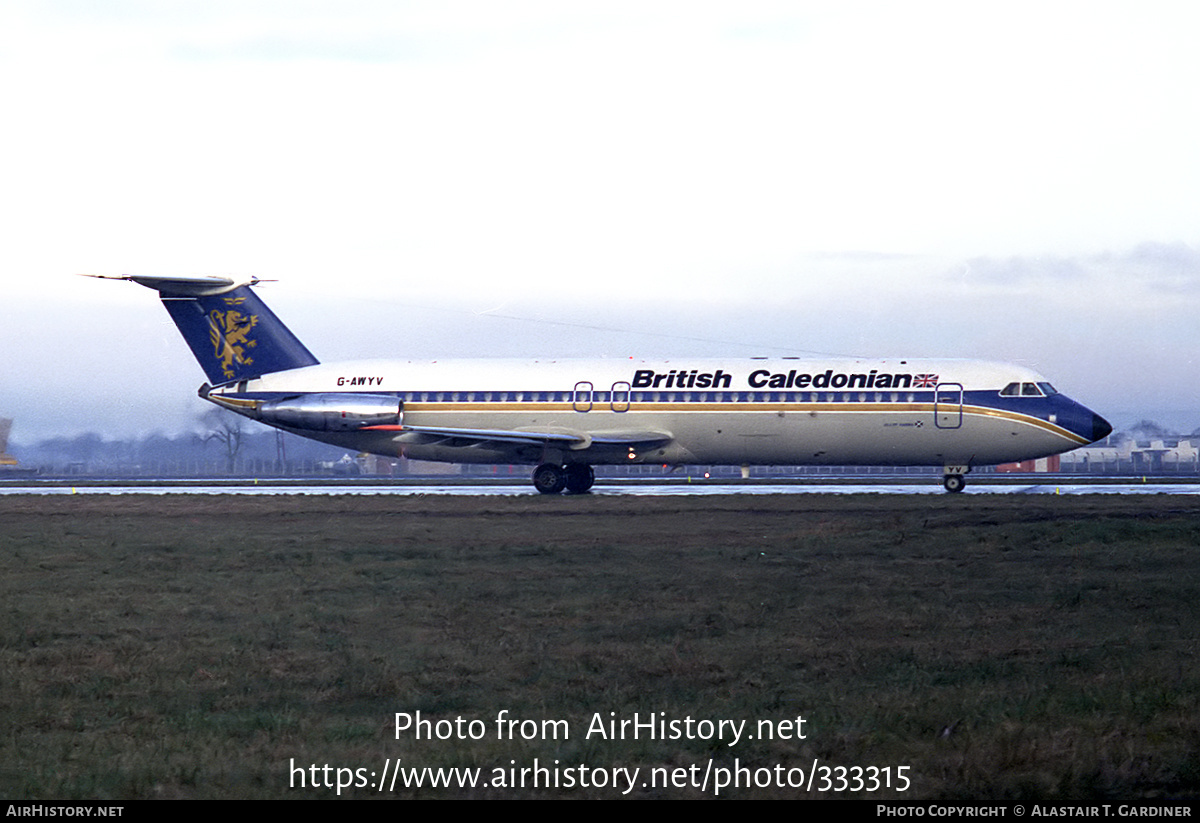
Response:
[208,307,259,379]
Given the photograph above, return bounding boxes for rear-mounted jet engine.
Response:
[205,389,401,432]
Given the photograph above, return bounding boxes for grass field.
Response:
[1,493,1197,799]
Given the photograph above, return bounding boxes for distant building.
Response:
[996,455,1060,473]
[1060,437,1200,474]
[0,418,19,469]
[357,453,461,476]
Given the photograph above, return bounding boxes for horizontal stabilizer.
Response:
[88,274,318,384]
[80,274,246,296]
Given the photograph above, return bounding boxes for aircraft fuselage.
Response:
[208,356,1109,472]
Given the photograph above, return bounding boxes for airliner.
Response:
[90,274,1112,493]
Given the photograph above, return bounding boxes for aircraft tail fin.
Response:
[86,275,320,384]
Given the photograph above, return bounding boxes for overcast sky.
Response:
[3,1,1199,444]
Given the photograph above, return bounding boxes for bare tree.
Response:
[201,409,245,474]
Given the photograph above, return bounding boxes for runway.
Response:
[2,479,1197,495]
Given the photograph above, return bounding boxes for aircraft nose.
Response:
[1091,413,1113,443]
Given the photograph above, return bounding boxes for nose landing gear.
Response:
[942,464,970,493]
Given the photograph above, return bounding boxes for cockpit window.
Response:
[1001,381,1047,397]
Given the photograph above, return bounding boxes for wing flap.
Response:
[588,430,674,446]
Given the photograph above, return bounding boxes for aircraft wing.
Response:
[363,424,673,451]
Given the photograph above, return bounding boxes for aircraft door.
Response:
[935,383,963,429]
[610,381,631,413]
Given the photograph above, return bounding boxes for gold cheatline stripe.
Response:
[398,401,1089,445]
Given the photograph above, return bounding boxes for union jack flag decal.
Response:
[914,373,939,387]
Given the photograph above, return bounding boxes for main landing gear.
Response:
[532,463,595,495]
